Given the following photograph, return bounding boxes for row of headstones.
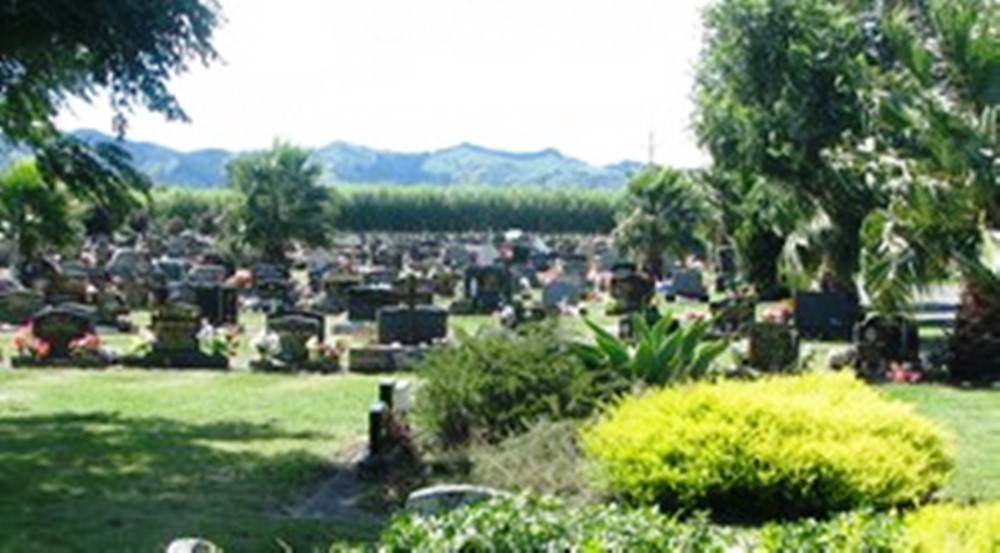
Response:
[6,298,446,372]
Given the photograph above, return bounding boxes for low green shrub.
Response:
[414,323,620,448]
[582,372,955,521]
[376,495,999,551]
[904,502,1000,552]
[756,510,905,552]
[379,494,739,552]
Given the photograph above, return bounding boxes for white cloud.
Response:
[57,0,710,167]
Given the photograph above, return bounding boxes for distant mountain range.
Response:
[1,130,642,188]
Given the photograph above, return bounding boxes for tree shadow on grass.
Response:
[0,412,380,552]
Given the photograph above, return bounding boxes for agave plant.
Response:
[576,315,729,387]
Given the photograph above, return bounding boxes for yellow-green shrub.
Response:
[905,503,1000,552]
[582,372,955,521]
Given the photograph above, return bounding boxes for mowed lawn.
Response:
[0,369,381,552]
[0,366,997,552]
[882,384,1000,503]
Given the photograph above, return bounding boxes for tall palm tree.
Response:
[859,0,999,382]
[226,141,338,265]
[614,167,706,280]
[0,160,77,263]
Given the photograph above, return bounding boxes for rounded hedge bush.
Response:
[582,372,955,521]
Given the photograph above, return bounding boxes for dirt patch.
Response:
[289,441,392,528]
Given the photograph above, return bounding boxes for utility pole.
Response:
[645,131,658,166]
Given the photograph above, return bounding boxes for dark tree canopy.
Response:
[0,0,222,221]
[0,0,221,145]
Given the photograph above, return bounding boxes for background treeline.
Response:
[336,186,620,233]
[151,185,621,234]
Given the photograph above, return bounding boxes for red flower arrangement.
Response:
[69,333,102,358]
[12,324,51,359]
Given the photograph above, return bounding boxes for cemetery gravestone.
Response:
[542,279,581,310]
[188,264,227,287]
[348,286,400,322]
[317,274,363,314]
[794,291,862,341]
[853,314,920,379]
[667,270,709,302]
[95,289,132,331]
[193,285,239,327]
[49,262,91,304]
[0,289,45,325]
[608,269,654,315]
[123,302,228,369]
[255,279,292,314]
[363,268,400,287]
[378,275,448,345]
[377,305,448,345]
[253,311,338,372]
[269,312,324,364]
[462,265,512,313]
[561,255,590,289]
[748,322,800,371]
[444,245,473,268]
[32,304,95,359]
[709,296,755,335]
[430,269,457,297]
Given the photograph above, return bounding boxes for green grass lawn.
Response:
[881,384,1000,503]
[0,369,382,552]
[1,297,997,552]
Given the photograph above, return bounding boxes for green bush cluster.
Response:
[582,372,955,521]
[380,494,738,552]
[414,324,619,448]
[378,495,1000,552]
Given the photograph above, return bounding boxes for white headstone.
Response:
[476,244,500,267]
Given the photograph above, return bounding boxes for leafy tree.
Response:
[696,168,808,297]
[694,0,883,294]
[227,142,337,265]
[854,0,999,381]
[613,166,706,280]
[0,0,221,214]
[0,160,77,261]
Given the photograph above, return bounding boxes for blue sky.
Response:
[57,0,710,167]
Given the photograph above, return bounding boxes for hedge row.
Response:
[336,185,620,233]
[378,495,999,552]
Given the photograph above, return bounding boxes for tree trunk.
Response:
[948,278,1000,384]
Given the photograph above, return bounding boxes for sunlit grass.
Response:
[0,369,382,551]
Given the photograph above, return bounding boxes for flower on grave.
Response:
[220,325,241,354]
[31,338,51,359]
[69,333,102,357]
[198,322,230,357]
[130,328,157,356]
[251,329,280,360]
[306,335,322,361]
[889,361,922,384]
[12,323,33,356]
[682,310,708,322]
[761,303,793,324]
[306,335,340,363]
[12,323,50,359]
